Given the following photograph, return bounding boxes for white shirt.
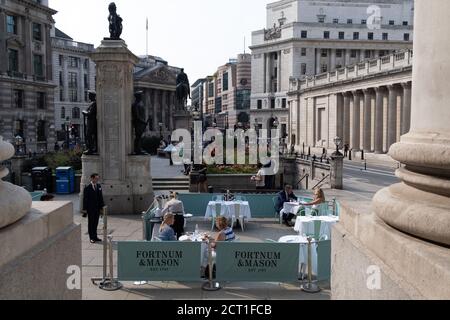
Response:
[256,169,265,187]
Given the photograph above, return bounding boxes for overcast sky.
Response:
[50,0,273,82]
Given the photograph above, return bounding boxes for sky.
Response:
[50,0,273,82]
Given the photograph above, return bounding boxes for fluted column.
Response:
[265,54,271,93]
[161,90,167,133]
[330,49,336,71]
[351,90,361,151]
[277,51,282,92]
[169,91,174,131]
[387,85,398,149]
[363,89,372,152]
[374,87,384,154]
[152,90,158,132]
[336,93,344,141]
[401,82,412,135]
[316,49,322,74]
[343,92,351,146]
[374,0,450,246]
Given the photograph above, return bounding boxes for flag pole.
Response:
[146,17,149,57]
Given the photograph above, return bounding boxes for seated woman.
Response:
[158,213,177,241]
[300,188,326,215]
[207,216,236,248]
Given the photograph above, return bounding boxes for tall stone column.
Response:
[351,90,361,151]
[63,57,69,102]
[343,92,351,146]
[401,82,412,135]
[316,49,321,74]
[0,9,6,74]
[373,87,384,154]
[265,54,271,93]
[374,0,450,246]
[169,92,175,131]
[161,90,167,133]
[336,93,344,141]
[330,49,336,71]
[81,40,154,215]
[263,54,267,93]
[362,89,372,152]
[80,58,85,102]
[387,85,398,149]
[277,51,282,92]
[151,89,158,133]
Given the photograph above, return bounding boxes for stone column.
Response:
[277,51,282,92]
[316,49,322,74]
[336,93,344,141]
[401,82,412,135]
[169,92,175,131]
[161,90,167,133]
[343,92,351,145]
[374,0,450,246]
[345,49,351,66]
[0,9,6,74]
[265,54,271,93]
[330,49,336,71]
[387,85,398,149]
[23,17,32,76]
[151,90,158,133]
[351,90,361,151]
[45,24,52,81]
[63,57,69,102]
[374,87,384,154]
[362,89,372,152]
[80,58,85,102]
[263,54,267,93]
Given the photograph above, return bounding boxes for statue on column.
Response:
[82,91,98,155]
[176,68,191,109]
[107,2,123,40]
[132,91,150,155]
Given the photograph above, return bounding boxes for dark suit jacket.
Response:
[83,183,105,215]
[275,190,298,213]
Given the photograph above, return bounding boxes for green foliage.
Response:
[142,136,161,155]
[207,164,257,175]
[23,150,83,173]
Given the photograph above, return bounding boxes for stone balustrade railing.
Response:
[51,38,94,52]
[289,50,413,92]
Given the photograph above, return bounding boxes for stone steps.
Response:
[153,177,190,191]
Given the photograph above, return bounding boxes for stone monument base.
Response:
[331,201,450,300]
[81,155,154,215]
[0,202,81,300]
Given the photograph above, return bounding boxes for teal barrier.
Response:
[317,240,331,281]
[30,191,44,201]
[215,242,300,282]
[117,241,202,281]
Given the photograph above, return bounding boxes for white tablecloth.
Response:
[179,234,211,267]
[205,201,252,220]
[278,235,318,276]
[293,216,339,240]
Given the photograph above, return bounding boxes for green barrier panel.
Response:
[215,242,300,282]
[317,240,331,281]
[117,241,202,282]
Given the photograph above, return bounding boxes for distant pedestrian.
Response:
[54,142,60,152]
[251,163,265,190]
[82,173,105,244]
[344,144,349,157]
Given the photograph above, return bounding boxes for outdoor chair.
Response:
[231,203,245,232]
[272,196,283,224]
[213,195,224,202]
[235,195,247,202]
[211,203,222,231]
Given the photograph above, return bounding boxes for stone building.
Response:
[288,50,412,154]
[250,0,414,138]
[51,27,95,145]
[133,55,184,138]
[0,0,57,153]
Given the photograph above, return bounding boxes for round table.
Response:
[294,216,339,240]
[278,235,318,276]
[179,234,211,267]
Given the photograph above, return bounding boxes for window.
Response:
[60,88,65,101]
[404,33,410,41]
[36,92,46,109]
[365,50,371,59]
[281,98,287,109]
[382,33,389,40]
[72,107,80,119]
[347,19,353,24]
[61,107,66,119]
[59,71,64,86]
[403,21,409,26]
[338,32,345,40]
[318,17,325,23]
[33,54,43,76]
[301,63,307,75]
[353,32,359,40]
[336,64,342,69]
[379,50,386,57]
[368,32,374,40]
[84,74,89,90]
[336,49,343,58]
[361,19,367,25]
[84,59,89,69]
[257,100,262,110]
[68,72,78,102]
[301,31,308,38]
[6,15,17,34]
[321,49,328,57]
[13,90,23,108]
[324,31,330,39]
[351,50,358,58]
[301,48,307,56]
[32,23,42,41]
[270,98,275,109]
[68,56,78,68]
[389,20,395,25]
[333,18,339,24]
[59,55,63,66]
[208,83,214,97]
[321,64,328,73]
[14,120,24,138]
[8,49,18,72]
[37,120,46,142]
[222,72,229,91]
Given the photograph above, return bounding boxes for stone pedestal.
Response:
[81,40,154,215]
[330,153,344,190]
[173,110,192,132]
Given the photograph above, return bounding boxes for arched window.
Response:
[72,107,80,119]
[61,107,65,119]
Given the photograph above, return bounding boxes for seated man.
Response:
[276,185,298,226]
[161,192,185,239]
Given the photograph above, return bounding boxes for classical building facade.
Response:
[288,50,412,154]
[51,28,95,145]
[133,55,183,138]
[199,54,252,130]
[0,0,57,153]
[250,0,414,137]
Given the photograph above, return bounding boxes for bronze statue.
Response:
[82,91,98,155]
[132,91,149,155]
[107,2,123,40]
[176,68,190,108]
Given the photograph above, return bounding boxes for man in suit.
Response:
[82,173,105,243]
[276,185,298,226]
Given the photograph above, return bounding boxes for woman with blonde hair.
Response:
[302,188,326,206]
[158,213,177,241]
[214,216,236,243]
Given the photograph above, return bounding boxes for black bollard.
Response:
[361,150,365,161]
[349,149,352,161]
[308,147,311,156]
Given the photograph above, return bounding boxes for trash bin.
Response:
[32,167,52,192]
[55,167,75,194]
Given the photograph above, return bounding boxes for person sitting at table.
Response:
[276,185,298,227]
[158,213,177,241]
[161,192,185,239]
[300,188,326,214]
[208,216,235,248]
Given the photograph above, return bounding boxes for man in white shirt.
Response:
[161,192,186,239]
[251,163,266,190]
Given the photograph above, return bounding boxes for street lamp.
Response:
[14,135,24,155]
[333,136,343,156]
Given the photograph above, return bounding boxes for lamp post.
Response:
[14,135,24,156]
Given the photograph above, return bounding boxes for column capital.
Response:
[401,81,412,89]
[362,88,373,94]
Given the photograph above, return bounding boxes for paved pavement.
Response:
[151,156,186,179]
